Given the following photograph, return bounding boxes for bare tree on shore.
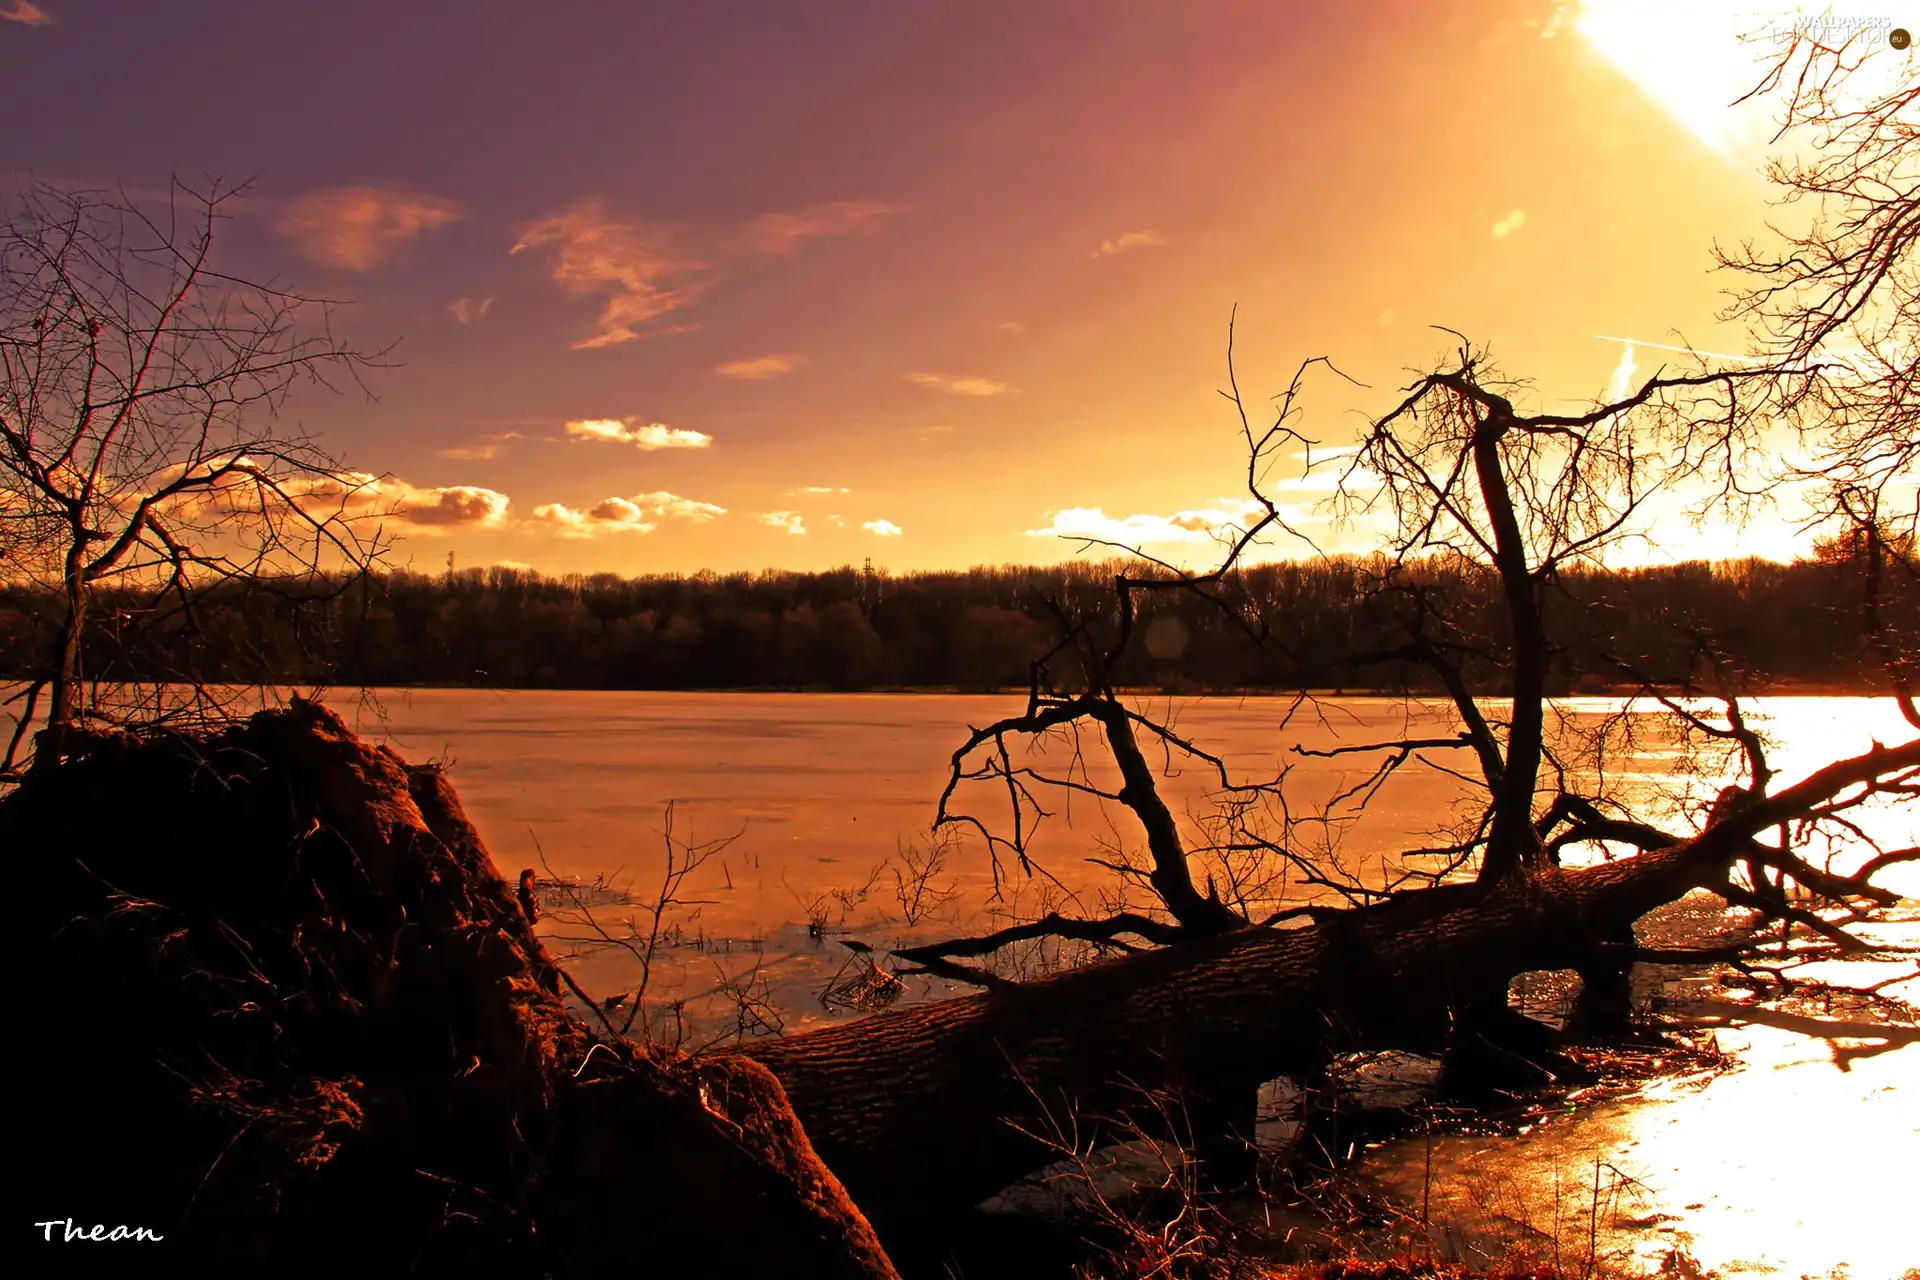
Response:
[0,179,386,775]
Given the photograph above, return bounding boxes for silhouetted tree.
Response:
[1725,26,1920,724]
[0,179,383,774]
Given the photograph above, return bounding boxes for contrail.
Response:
[1598,334,1880,375]
[1595,334,1761,363]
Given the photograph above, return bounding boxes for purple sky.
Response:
[4,0,1803,572]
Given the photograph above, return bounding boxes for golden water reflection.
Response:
[1361,998,1919,1280]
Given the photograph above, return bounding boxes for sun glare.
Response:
[1572,0,1909,159]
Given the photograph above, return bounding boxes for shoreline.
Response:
[314,680,1896,698]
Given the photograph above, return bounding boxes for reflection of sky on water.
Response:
[1362,1003,1918,1280]
[323,691,1919,930]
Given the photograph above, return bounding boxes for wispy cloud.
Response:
[743,200,901,257]
[513,201,706,349]
[448,296,493,325]
[532,491,726,538]
[563,418,713,450]
[796,485,850,495]
[643,491,722,521]
[905,372,1014,397]
[862,518,903,537]
[997,320,1026,337]
[760,510,807,535]
[1025,500,1270,546]
[1491,208,1527,240]
[278,186,459,271]
[1094,229,1164,258]
[436,430,526,462]
[517,197,898,349]
[1,2,52,25]
[715,353,802,380]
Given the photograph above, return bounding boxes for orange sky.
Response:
[8,0,1901,573]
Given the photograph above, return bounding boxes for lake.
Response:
[336,688,1917,938]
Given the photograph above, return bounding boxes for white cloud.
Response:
[532,502,640,535]
[1025,500,1271,546]
[715,353,802,380]
[564,418,635,443]
[531,490,725,538]
[1,2,52,24]
[862,519,903,537]
[760,510,807,535]
[630,424,712,450]
[588,497,649,523]
[448,296,493,324]
[563,418,713,450]
[797,485,850,495]
[1491,208,1527,239]
[278,187,459,271]
[904,372,1015,397]
[1094,229,1165,257]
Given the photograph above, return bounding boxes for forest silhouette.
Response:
[1,548,1903,695]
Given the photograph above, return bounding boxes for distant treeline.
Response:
[1,555,1909,694]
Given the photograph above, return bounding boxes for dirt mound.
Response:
[10,700,898,1278]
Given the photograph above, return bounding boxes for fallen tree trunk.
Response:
[746,740,1919,1253]
[13,702,899,1279]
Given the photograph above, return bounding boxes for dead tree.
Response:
[737,329,1916,1258]
[0,179,386,776]
[751,735,1913,1242]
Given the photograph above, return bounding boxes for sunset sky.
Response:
[5,0,1901,574]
